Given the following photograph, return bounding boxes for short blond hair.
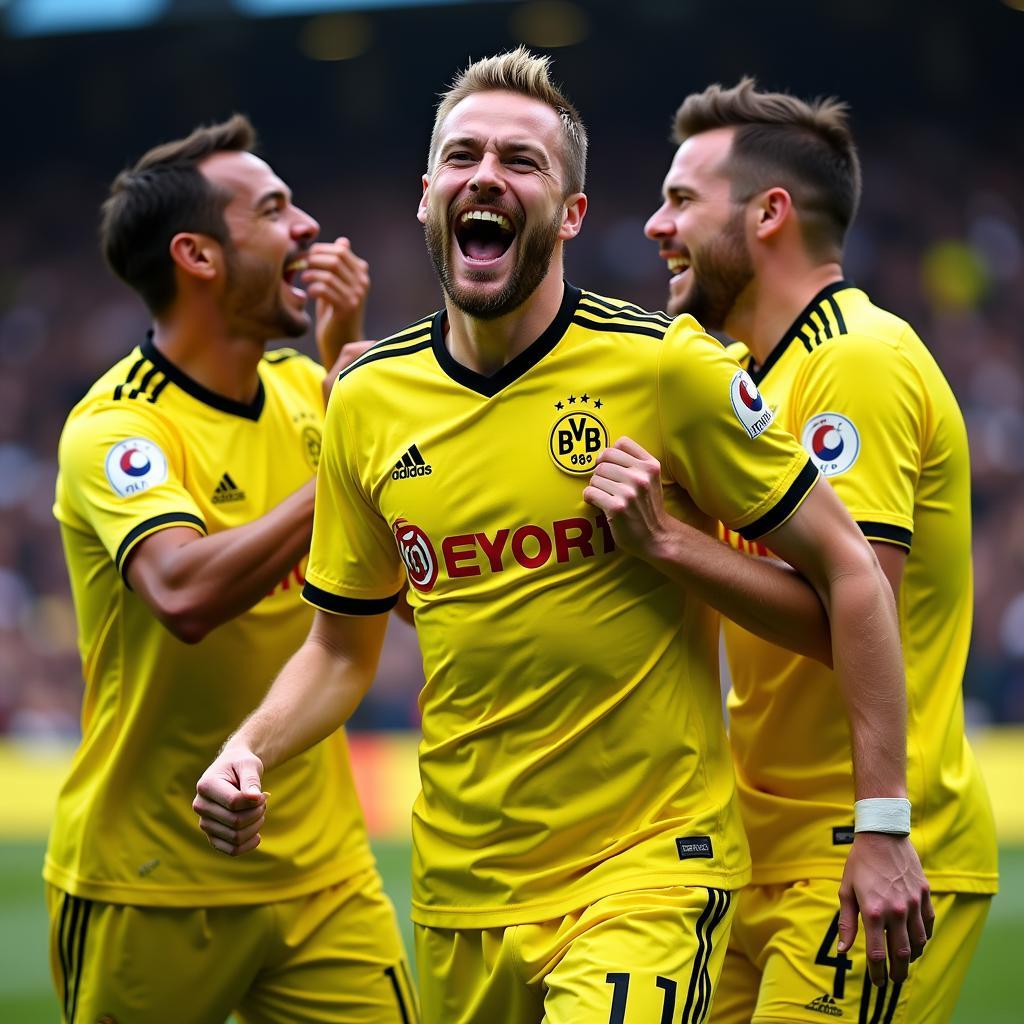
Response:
[428,46,587,195]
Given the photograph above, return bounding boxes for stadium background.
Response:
[1,0,1022,1018]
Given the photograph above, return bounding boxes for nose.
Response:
[469,152,506,198]
[644,203,673,241]
[293,206,320,244]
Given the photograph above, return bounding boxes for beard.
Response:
[424,202,563,320]
[670,207,753,331]
[223,242,309,340]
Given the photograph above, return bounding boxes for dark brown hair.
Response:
[674,79,861,258]
[100,114,256,314]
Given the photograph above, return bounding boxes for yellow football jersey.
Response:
[304,284,819,928]
[48,337,374,906]
[720,281,998,893]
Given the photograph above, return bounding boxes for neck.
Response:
[444,262,566,376]
[724,260,845,366]
[151,304,266,403]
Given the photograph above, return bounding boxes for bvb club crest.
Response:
[302,426,322,470]
[548,392,608,475]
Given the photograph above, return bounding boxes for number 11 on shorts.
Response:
[605,972,679,1024]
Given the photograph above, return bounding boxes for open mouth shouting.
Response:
[665,252,691,283]
[453,206,518,267]
[282,254,309,301]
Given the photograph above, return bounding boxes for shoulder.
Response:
[335,312,437,388]
[802,287,917,365]
[572,289,674,341]
[63,350,174,434]
[725,339,751,364]
[260,346,323,395]
[60,359,181,469]
[261,346,319,372]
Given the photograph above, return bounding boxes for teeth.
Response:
[667,256,689,274]
[285,258,308,273]
[460,210,513,232]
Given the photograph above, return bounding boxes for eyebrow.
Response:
[254,187,291,209]
[441,136,549,161]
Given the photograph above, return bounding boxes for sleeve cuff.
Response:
[302,580,401,616]
[738,458,819,541]
[116,512,207,577]
[857,521,912,551]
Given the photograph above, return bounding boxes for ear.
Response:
[558,192,588,241]
[752,187,792,242]
[169,232,220,282]
[416,174,430,225]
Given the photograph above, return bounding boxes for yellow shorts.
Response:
[712,879,991,1024]
[46,867,418,1024]
[415,885,736,1024]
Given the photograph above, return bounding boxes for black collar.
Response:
[430,282,581,398]
[747,279,854,385]
[141,334,265,421]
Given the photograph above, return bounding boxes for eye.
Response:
[446,151,474,164]
[509,155,537,168]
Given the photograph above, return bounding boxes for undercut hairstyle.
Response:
[673,79,861,259]
[100,114,256,314]
[428,45,588,195]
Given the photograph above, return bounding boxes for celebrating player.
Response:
[195,52,925,1024]
[610,80,996,1021]
[48,116,415,1023]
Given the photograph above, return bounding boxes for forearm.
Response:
[647,516,833,665]
[826,560,907,799]
[139,482,314,637]
[317,319,364,370]
[228,632,370,770]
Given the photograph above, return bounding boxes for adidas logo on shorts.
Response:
[805,993,843,1017]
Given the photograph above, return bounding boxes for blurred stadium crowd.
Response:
[2,1,1022,738]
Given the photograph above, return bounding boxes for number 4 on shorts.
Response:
[815,911,854,999]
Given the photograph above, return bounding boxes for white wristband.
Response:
[854,798,912,836]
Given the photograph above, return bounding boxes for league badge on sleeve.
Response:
[104,438,169,497]
[801,412,860,476]
[729,370,774,439]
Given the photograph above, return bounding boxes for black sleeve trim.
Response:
[738,458,819,540]
[302,581,401,615]
[115,512,207,575]
[857,521,912,551]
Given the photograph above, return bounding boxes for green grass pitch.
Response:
[1,840,1020,1021]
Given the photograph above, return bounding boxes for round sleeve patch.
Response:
[729,370,775,438]
[104,438,169,497]
[801,412,860,476]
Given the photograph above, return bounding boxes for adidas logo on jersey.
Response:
[392,444,432,480]
[211,472,246,504]
[805,994,843,1017]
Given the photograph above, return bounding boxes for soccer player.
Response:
[195,52,927,1024]
[48,116,415,1023]
[617,80,997,1021]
